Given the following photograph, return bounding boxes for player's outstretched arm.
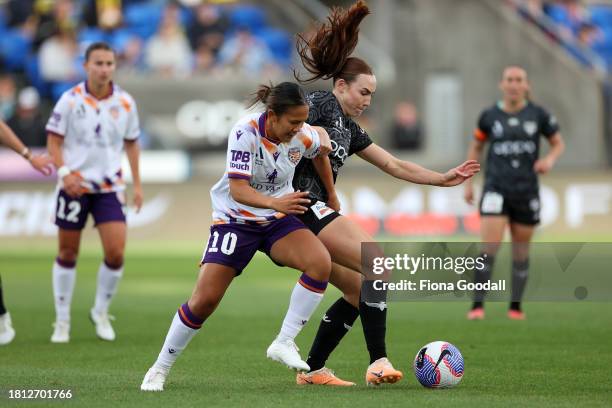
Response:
[229,179,311,215]
[534,132,565,174]
[124,139,143,212]
[356,143,480,187]
[0,119,53,175]
[464,138,486,204]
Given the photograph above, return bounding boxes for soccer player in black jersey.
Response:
[465,66,565,321]
[290,1,480,386]
[0,119,52,345]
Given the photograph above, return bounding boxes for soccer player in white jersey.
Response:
[45,42,142,343]
[141,82,335,392]
[0,120,53,345]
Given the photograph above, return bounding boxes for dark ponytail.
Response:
[247,82,306,116]
[295,0,373,84]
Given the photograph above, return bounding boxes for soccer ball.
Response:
[413,341,464,388]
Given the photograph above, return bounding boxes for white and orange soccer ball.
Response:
[413,341,464,388]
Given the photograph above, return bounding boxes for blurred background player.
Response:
[46,42,142,343]
[0,119,52,345]
[291,0,480,386]
[141,82,335,392]
[464,65,565,321]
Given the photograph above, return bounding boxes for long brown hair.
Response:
[295,0,373,84]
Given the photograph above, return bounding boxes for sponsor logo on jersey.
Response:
[330,140,348,162]
[508,117,520,127]
[266,169,278,184]
[492,140,536,156]
[288,147,302,165]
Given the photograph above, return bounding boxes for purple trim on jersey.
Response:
[258,112,267,137]
[85,81,114,100]
[299,273,328,291]
[258,112,281,145]
[56,257,76,268]
[228,173,250,180]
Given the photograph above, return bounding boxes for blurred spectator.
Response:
[390,101,422,150]
[576,21,602,47]
[7,87,46,147]
[6,0,35,28]
[38,28,80,82]
[33,0,78,51]
[0,74,17,121]
[116,37,145,74]
[83,0,123,31]
[144,4,193,77]
[187,3,228,55]
[217,27,278,77]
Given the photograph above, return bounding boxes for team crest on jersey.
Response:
[523,121,537,137]
[492,121,504,138]
[110,106,120,120]
[288,147,302,165]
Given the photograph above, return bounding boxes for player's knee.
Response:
[58,247,79,263]
[188,296,220,320]
[104,249,124,269]
[303,249,331,282]
[343,281,361,308]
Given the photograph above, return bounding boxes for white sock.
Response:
[93,261,123,315]
[278,276,326,342]
[52,260,76,322]
[154,312,200,370]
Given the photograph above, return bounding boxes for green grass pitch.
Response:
[0,248,611,407]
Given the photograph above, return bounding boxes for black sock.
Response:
[510,259,529,311]
[306,297,359,372]
[0,274,6,315]
[359,280,388,364]
[472,254,495,309]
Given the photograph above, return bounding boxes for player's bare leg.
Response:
[90,221,126,341]
[141,263,235,391]
[51,229,81,343]
[267,229,331,372]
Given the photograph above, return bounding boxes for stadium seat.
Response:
[78,28,108,47]
[0,29,32,71]
[123,3,163,40]
[51,81,77,102]
[257,28,292,66]
[589,5,612,28]
[24,56,51,98]
[229,5,266,34]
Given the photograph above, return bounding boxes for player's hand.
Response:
[464,183,474,205]
[533,157,554,174]
[29,154,54,176]
[327,193,341,212]
[62,173,84,198]
[441,160,480,187]
[132,184,143,213]
[272,191,311,214]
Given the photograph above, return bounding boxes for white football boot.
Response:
[266,336,310,371]
[0,313,16,345]
[89,309,116,341]
[50,320,70,343]
[141,366,169,392]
